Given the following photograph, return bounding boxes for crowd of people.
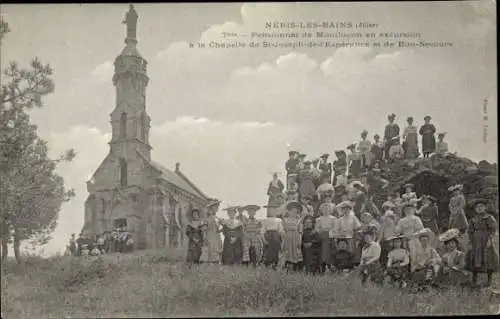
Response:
[186,196,497,290]
[183,113,498,291]
[66,227,134,257]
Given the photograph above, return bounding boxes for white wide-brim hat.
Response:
[338,200,354,209]
[438,228,460,243]
[414,228,436,242]
[448,184,463,192]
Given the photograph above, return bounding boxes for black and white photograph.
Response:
[0,1,498,317]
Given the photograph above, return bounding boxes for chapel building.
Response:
[82,5,213,250]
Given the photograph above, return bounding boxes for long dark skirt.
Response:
[302,244,321,274]
[353,240,363,266]
[222,238,243,265]
[380,240,392,268]
[319,231,332,264]
[350,160,362,178]
[263,230,282,268]
[187,239,203,263]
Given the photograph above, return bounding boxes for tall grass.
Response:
[1,249,499,318]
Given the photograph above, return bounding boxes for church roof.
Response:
[149,160,207,200]
[135,149,207,200]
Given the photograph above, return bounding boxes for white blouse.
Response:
[261,217,284,236]
[336,211,362,238]
[361,241,381,265]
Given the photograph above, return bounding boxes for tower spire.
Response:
[122,4,138,45]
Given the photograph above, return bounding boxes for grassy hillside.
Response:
[1,249,499,318]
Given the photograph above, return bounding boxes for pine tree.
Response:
[0,19,75,265]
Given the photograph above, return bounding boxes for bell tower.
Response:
[109,4,151,161]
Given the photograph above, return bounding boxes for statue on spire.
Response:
[122,4,138,40]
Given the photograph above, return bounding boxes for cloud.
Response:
[91,61,114,82]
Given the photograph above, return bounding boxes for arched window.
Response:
[120,158,128,187]
[140,112,147,140]
[120,112,127,138]
[101,198,106,216]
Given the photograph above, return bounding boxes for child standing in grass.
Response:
[302,215,321,274]
[385,235,410,288]
[282,201,303,272]
[333,238,356,272]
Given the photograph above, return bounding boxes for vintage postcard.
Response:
[0,1,498,317]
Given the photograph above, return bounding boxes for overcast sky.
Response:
[1,2,496,255]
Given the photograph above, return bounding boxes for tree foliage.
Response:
[0,18,75,263]
[375,154,498,221]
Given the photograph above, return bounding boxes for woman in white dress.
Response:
[201,200,223,263]
[395,201,425,272]
[336,200,363,265]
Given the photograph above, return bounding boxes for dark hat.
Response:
[438,132,446,138]
[304,160,312,165]
[361,130,368,136]
[223,206,239,212]
[335,150,346,157]
[299,153,307,158]
[286,201,302,211]
[424,115,431,121]
[320,153,330,159]
[288,150,299,156]
[243,204,261,211]
[263,203,281,208]
[407,116,414,122]
[374,134,380,138]
[387,234,407,241]
[469,198,489,207]
[388,113,396,120]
